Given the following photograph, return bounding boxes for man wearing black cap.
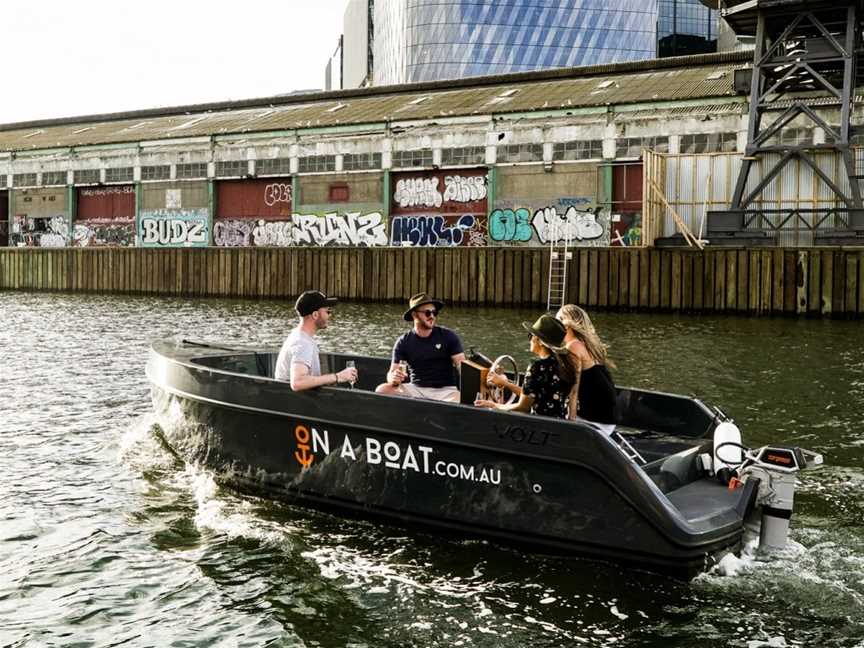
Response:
[375,292,465,402]
[275,290,357,391]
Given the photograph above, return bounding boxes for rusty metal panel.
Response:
[611,163,643,246]
[215,179,292,219]
[141,181,208,210]
[390,168,488,247]
[74,185,136,247]
[77,186,135,220]
[0,191,7,247]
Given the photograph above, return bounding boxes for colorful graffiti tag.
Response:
[391,168,488,247]
[213,211,388,247]
[11,215,69,247]
[73,222,136,247]
[138,209,210,247]
[489,198,610,247]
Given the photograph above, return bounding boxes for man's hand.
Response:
[336,366,358,384]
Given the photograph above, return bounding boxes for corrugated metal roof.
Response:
[0,53,754,153]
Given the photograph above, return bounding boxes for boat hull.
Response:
[147,342,755,578]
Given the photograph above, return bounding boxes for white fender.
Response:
[713,421,743,477]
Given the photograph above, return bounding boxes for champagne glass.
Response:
[398,360,408,382]
[346,360,356,389]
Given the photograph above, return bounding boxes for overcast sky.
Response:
[3,1,346,125]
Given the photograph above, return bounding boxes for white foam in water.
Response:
[116,412,178,472]
[747,637,788,648]
[188,466,298,546]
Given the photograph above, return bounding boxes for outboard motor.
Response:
[739,445,823,550]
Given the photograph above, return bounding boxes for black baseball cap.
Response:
[295,290,338,316]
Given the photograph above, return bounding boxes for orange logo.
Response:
[294,424,314,468]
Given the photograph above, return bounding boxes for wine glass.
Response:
[346,360,356,389]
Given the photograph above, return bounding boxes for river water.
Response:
[1,291,863,648]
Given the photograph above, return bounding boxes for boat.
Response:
[146,338,821,578]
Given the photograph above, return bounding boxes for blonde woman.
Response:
[556,304,617,427]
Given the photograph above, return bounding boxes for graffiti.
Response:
[611,213,642,247]
[443,175,487,203]
[291,211,387,247]
[390,214,480,247]
[73,222,135,247]
[252,221,293,247]
[214,220,255,247]
[139,209,209,247]
[80,186,134,197]
[532,206,604,244]
[394,178,442,209]
[489,208,533,242]
[11,215,69,247]
[393,175,488,210]
[264,183,292,207]
[490,199,610,246]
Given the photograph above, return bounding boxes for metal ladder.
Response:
[612,431,646,464]
[546,219,572,311]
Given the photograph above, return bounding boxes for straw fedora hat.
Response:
[403,292,445,321]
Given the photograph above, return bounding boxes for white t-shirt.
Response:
[274,327,320,382]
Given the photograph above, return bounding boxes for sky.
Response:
[2,1,347,125]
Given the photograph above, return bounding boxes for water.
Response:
[1,291,863,648]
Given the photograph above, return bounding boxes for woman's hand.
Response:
[487,371,508,388]
[474,399,497,409]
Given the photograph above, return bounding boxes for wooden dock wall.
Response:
[1,247,863,317]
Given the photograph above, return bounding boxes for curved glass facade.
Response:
[372,0,718,86]
[373,0,660,86]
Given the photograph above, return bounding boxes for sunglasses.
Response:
[418,309,438,317]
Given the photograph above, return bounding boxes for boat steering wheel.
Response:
[487,355,519,405]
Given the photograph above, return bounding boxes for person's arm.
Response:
[451,352,465,371]
[290,363,355,392]
[487,370,522,396]
[475,392,534,413]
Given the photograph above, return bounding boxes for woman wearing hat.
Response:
[556,304,617,428]
[474,314,575,419]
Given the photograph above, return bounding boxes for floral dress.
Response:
[521,356,573,419]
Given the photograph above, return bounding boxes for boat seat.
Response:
[665,479,741,525]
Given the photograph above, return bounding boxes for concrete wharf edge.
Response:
[1,247,863,318]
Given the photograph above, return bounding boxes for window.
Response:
[552,140,604,161]
[257,157,292,176]
[105,167,134,183]
[141,165,170,181]
[41,171,67,186]
[74,169,100,185]
[441,146,485,166]
[298,155,336,173]
[392,149,433,168]
[343,152,381,171]
[329,183,350,202]
[498,143,543,163]
[616,136,669,158]
[680,133,737,154]
[13,173,37,187]
[0,174,6,188]
[215,160,247,177]
[176,163,208,179]
[772,128,814,146]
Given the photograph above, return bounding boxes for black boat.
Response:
[146,339,821,578]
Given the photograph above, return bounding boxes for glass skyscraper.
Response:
[658,0,718,57]
[371,0,718,86]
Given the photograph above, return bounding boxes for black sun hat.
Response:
[522,314,567,349]
[403,292,445,322]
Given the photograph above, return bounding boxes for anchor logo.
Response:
[294,424,314,468]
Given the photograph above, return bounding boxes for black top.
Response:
[576,365,617,424]
[522,356,574,419]
[392,326,463,388]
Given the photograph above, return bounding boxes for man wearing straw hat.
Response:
[375,292,465,402]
